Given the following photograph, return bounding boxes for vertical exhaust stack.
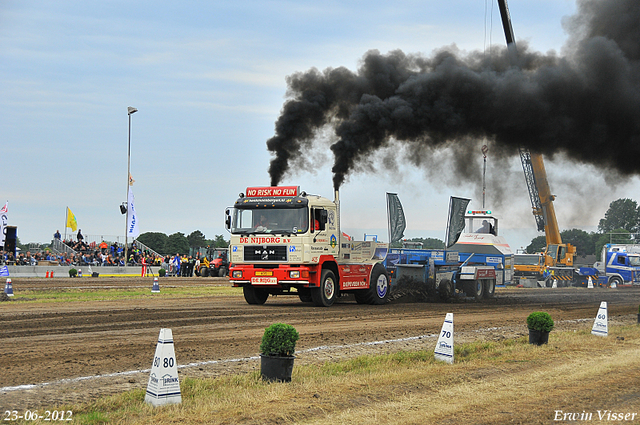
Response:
[335,189,341,254]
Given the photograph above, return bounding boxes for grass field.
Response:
[8,286,242,303]
[11,324,640,425]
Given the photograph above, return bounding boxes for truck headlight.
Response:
[232,270,243,278]
[289,271,300,279]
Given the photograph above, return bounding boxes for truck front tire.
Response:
[311,269,337,307]
[243,285,269,305]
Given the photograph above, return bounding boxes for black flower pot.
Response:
[528,329,550,346]
[260,354,295,382]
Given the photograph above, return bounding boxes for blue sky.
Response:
[2,0,635,251]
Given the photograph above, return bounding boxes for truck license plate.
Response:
[251,277,277,285]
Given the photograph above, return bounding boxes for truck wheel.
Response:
[465,280,484,301]
[201,267,209,277]
[243,285,269,305]
[484,279,496,298]
[371,264,390,305]
[608,276,622,288]
[218,266,227,277]
[438,279,454,301]
[355,264,389,305]
[311,269,337,307]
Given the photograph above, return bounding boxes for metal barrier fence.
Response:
[134,239,163,258]
[51,239,77,256]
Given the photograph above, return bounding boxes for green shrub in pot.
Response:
[526,311,554,332]
[260,323,299,357]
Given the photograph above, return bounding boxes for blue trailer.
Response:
[384,248,498,301]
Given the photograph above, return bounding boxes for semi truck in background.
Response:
[588,244,640,287]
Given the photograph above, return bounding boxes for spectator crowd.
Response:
[0,239,164,268]
[1,231,211,277]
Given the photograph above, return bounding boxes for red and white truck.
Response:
[226,186,390,306]
[226,186,500,306]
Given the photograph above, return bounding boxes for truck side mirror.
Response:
[225,209,231,231]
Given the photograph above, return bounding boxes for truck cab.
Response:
[514,253,544,276]
[594,244,640,286]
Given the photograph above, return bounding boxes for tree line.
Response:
[136,230,229,256]
[525,198,640,256]
[14,198,637,257]
[135,199,640,257]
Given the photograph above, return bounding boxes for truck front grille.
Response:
[244,245,288,262]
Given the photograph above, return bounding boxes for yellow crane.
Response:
[520,149,576,268]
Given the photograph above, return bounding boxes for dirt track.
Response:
[1,277,639,410]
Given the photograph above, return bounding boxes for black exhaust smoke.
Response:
[267,0,640,191]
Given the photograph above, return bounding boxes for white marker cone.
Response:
[610,279,617,289]
[591,301,608,337]
[434,313,454,364]
[4,278,14,297]
[145,328,181,406]
[151,277,160,293]
[552,279,557,288]
[587,277,594,289]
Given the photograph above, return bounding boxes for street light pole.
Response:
[125,106,137,264]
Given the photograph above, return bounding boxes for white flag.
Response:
[127,187,140,239]
[0,202,8,248]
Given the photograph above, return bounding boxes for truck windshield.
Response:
[466,216,497,235]
[628,255,640,267]
[231,207,309,235]
[514,255,542,265]
[546,245,558,261]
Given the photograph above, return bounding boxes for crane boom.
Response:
[496,0,516,47]
[524,152,563,245]
[519,149,545,232]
